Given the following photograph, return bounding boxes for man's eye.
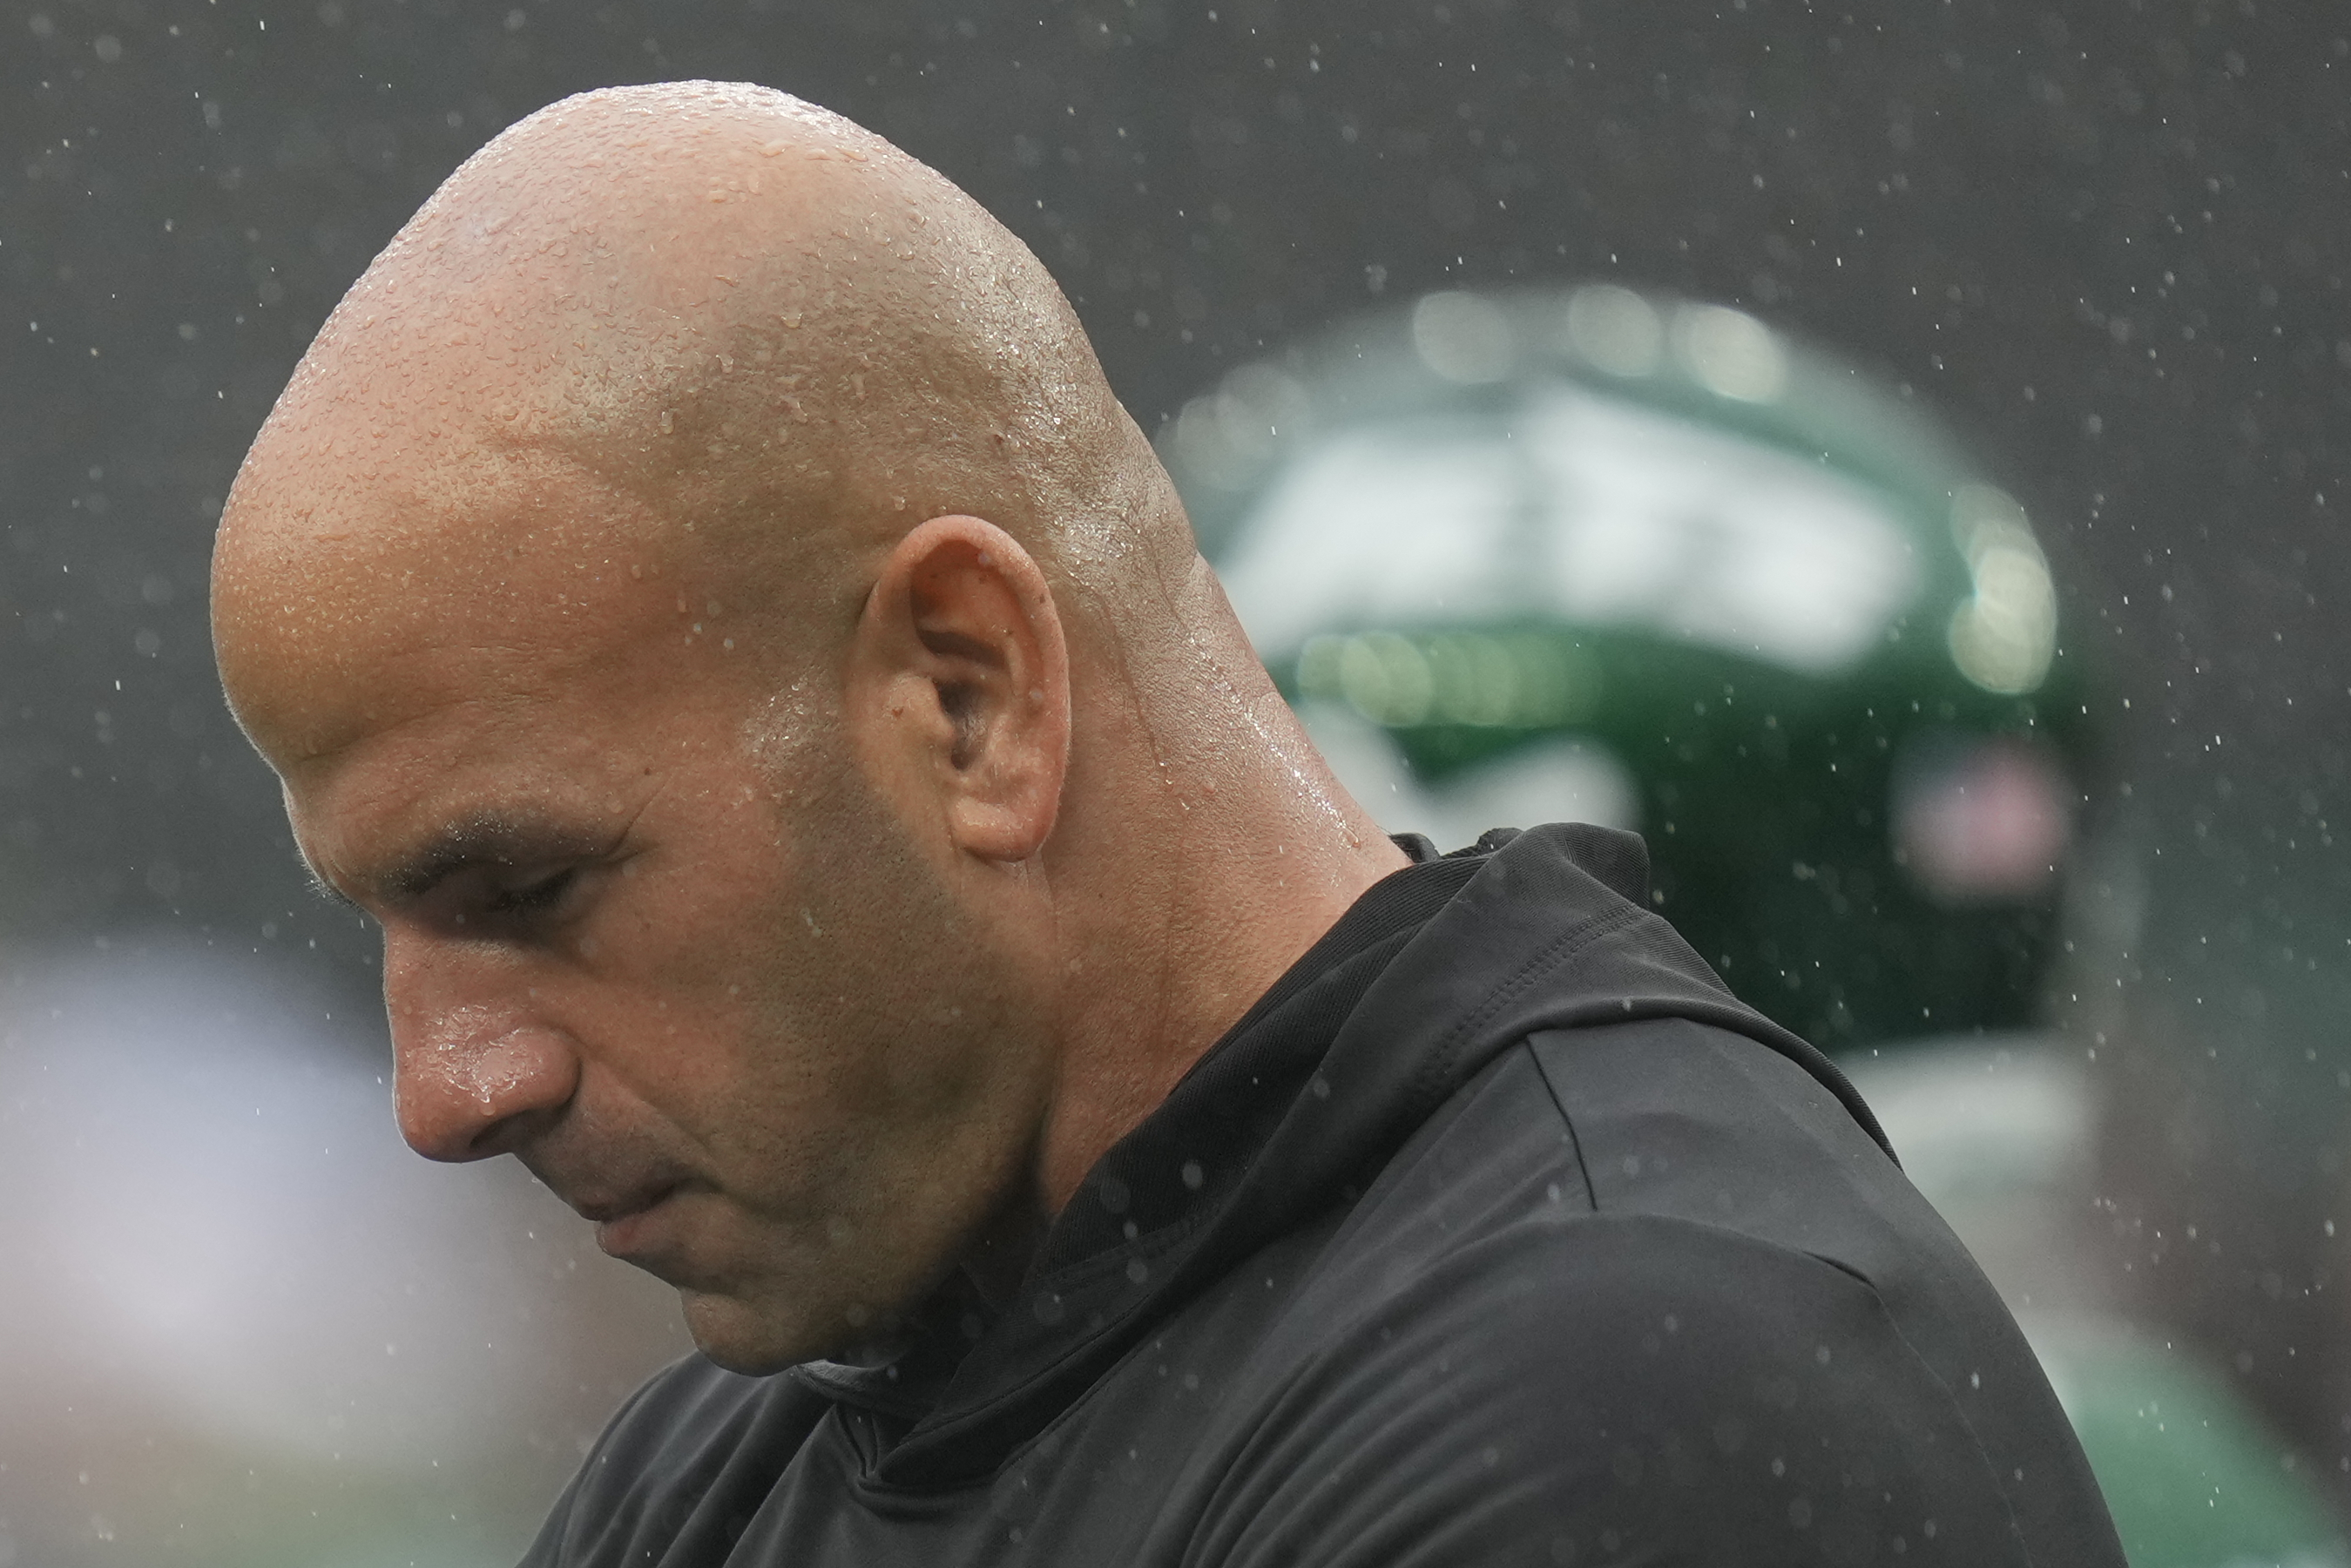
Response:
[488,867,581,916]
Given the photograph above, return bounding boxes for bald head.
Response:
[219,82,1174,747]
[211,84,1397,1369]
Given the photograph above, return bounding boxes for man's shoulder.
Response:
[1322,1011,1923,1289]
[1212,1207,2056,1565]
[1294,1014,2060,1456]
[1201,1017,2121,1567]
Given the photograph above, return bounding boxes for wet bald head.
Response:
[216,81,1177,753]
[208,86,1397,1355]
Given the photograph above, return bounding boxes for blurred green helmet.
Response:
[1170,282,2096,1051]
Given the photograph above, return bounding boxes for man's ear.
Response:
[848,516,1071,862]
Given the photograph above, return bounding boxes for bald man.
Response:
[214,83,2123,1568]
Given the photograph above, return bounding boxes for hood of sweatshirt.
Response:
[796,822,1892,1488]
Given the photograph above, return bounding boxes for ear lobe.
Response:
[850,516,1071,862]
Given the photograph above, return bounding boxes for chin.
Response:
[679,1287,906,1375]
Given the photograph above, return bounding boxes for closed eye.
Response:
[486,865,582,917]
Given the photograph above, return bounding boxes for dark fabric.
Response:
[523,823,2124,1567]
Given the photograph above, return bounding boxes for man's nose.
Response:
[386,941,578,1162]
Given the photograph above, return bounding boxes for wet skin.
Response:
[253,495,1047,1371]
[215,82,1405,1375]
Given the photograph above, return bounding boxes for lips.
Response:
[520,1139,707,1273]
[534,1165,692,1259]
[591,1185,680,1259]
[570,1179,679,1227]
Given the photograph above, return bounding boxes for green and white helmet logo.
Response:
[1172,284,2088,1051]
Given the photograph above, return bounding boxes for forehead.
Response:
[213,105,868,826]
[218,381,707,762]
[286,672,696,908]
[229,470,778,902]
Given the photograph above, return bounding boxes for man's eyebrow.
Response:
[357,815,611,905]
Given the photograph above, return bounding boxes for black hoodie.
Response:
[524,824,2124,1566]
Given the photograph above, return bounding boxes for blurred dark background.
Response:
[6,0,2351,1545]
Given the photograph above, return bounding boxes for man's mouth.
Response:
[571,1180,685,1258]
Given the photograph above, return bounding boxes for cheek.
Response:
[604,747,1042,1157]
[589,835,877,1114]
[760,841,1030,1131]
[602,781,801,985]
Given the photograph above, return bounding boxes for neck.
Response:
[1026,569,1409,1216]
